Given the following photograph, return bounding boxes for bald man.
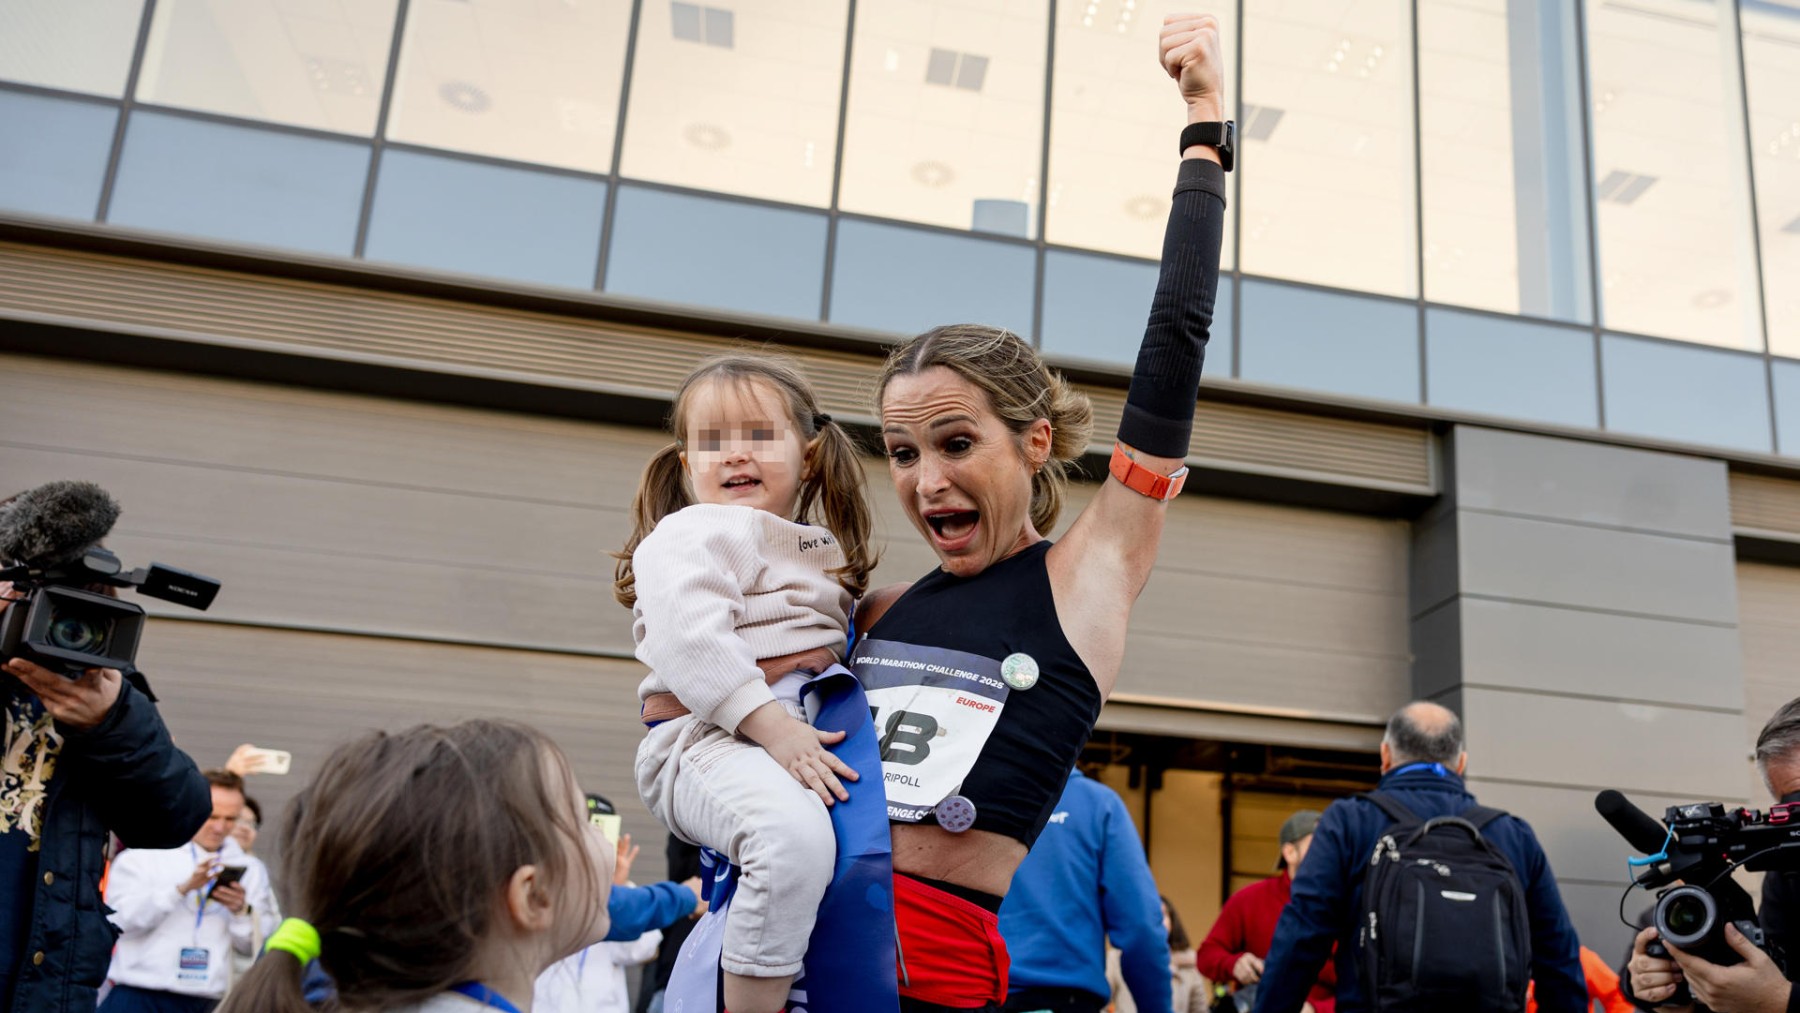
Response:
[1252,702,1586,1013]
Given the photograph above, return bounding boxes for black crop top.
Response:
[850,541,1101,848]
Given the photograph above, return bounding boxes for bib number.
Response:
[851,639,1008,822]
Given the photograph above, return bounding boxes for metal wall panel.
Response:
[1455,427,1732,539]
[1457,511,1739,624]
[1452,597,1744,710]
[1415,426,1750,961]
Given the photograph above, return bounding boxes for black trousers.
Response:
[901,998,1003,1013]
[98,984,219,1013]
[1000,986,1109,1013]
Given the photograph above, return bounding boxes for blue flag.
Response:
[663,665,898,1013]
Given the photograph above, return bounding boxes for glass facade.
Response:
[1584,0,1761,350]
[4,0,1800,456]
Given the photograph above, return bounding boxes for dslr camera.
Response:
[0,481,220,678]
[1597,790,1798,981]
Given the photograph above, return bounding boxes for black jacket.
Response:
[3,673,210,1013]
[1765,870,1800,1013]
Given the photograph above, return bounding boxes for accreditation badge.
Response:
[849,639,1011,823]
[177,947,210,983]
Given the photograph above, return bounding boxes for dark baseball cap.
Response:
[1275,809,1322,870]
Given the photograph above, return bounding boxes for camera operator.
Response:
[1625,696,1800,1013]
[1,553,211,1009]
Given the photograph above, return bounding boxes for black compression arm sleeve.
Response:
[1116,157,1227,459]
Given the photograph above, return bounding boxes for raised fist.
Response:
[1160,14,1225,117]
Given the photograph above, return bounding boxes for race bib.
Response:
[177,947,210,983]
[849,639,1009,822]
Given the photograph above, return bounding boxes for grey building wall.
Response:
[1411,425,1752,958]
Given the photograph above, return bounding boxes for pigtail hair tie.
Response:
[812,412,833,429]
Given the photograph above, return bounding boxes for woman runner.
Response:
[852,14,1229,1012]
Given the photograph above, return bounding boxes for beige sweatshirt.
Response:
[632,503,851,733]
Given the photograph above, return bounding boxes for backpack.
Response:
[1356,793,1532,1013]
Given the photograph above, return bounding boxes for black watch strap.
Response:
[1179,120,1235,172]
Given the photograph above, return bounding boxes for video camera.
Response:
[1596,790,1799,982]
[0,481,219,678]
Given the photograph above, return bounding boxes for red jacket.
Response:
[1197,874,1336,1012]
[1526,946,1631,1013]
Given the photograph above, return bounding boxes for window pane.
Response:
[0,91,115,220]
[108,111,369,256]
[837,0,1048,237]
[621,0,845,207]
[1743,1,1800,357]
[1585,0,1760,348]
[136,0,398,135]
[1046,1,1236,265]
[1041,249,1235,378]
[0,0,143,97]
[1601,335,1770,452]
[385,0,631,174]
[1419,0,1591,322]
[1772,359,1800,456]
[1426,308,1596,428]
[607,185,827,321]
[1239,279,1419,403]
[829,219,1034,336]
[363,149,606,289]
[1239,0,1416,297]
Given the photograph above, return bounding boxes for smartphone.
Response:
[590,813,622,846]
[241,748,292,775]
[207,864,247,899]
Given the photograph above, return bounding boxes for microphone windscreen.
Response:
[1595,789,1670,854]
[0,481,120,567]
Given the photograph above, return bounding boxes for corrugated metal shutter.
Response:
[0,240,1435,493]
[1734,561,1800,803]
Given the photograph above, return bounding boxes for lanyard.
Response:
[187,845,213,946]
[449,982,526,1013]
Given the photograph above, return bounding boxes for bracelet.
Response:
[1109,443,1189,502]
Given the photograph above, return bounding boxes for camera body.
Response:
[1625,799,1799,985]
[0,547,219,677]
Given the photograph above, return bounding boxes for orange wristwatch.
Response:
[1109,442,1188,501]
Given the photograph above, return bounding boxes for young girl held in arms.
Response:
[220,720,614,1013]
[616,355,876,1013]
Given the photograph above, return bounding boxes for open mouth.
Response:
[924,510,980,548]
[722,476,762,491]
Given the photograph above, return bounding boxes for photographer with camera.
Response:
[1623,696,1800,1013]
[0,483,213,1013]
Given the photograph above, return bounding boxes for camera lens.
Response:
[47,615,107,654]
[1656,886,1718,947]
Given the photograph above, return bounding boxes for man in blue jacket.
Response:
[1254,701,1587,1013]
[1,634,211,1013]
[999,768,1172,1013]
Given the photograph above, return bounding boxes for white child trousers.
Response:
[635,700,836,979]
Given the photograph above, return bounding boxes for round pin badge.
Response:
[1001,652,1040,691]
[934,795,978,833]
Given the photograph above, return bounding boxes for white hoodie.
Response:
[533,932,663,1013]
[103,836,278,997]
